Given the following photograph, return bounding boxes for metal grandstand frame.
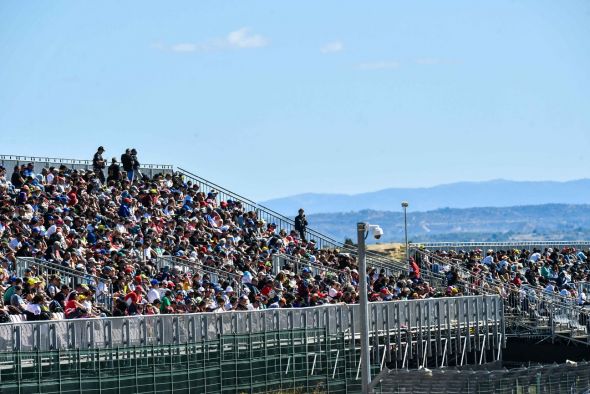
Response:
[409,246,590,346]
[0,153,174,178]
[413,241,590,252]
[372,360,590,394]
[15,257,113,310]
[0,296,504,375]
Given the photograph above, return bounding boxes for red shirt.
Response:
[124,291,141,305]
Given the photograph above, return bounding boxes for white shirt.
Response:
[544,284,555,294]
[45,224,57,238]
[559,289,570,298]
[147,287,161,303]
[25,303,42,315]
[9,238,22,250]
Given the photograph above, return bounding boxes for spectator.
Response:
[107,158,121,183]
[24,294,50,321]
[130,148,141,181]
[294,208,308,242]
[0,150,470,322]
[92,146,106,184]
[64,291,88,319]
[10,165,24,189]
[10,285,26,313]
[121,149,134,182]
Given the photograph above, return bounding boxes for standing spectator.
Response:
[10,165,24,189]
[92,146,106,183]
[121,149,134,182]
[107,158,121,182]
[131,148,141,181]
[294,208,308,242]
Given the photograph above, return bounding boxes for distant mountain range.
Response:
[305,204,590,244]
[261,179,590,215]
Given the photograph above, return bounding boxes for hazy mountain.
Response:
[261,179,590,215]
[305,204,590,244]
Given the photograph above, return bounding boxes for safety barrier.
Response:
[0,296,504,361]
[0,153,174,178]
[16,257,113,310]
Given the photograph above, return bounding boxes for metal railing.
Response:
[272,253,448,291]
[0,328,347,394]
[154,256,243,293]
[16,257,113,310]
[374,360,590,394]
[177,167,409,273]
[0,295,504,359]
[272,253,343,277]
[0,153,174,178]
[409,248,590,345]
[413,241,590,252]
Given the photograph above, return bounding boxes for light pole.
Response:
[401,201,409,262]
[357,222,384,394]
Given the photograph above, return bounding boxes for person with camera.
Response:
[294,208,308,242]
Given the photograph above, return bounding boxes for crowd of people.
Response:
[415,247,590,307]
[0,147,448,322]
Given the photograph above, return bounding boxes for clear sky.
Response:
[1,1,589,201]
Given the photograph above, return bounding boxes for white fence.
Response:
[0,296,504,357]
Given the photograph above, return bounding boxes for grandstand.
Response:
[0,152,588,393]
[409,243,590,346]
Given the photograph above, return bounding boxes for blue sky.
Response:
[1,1,589,201]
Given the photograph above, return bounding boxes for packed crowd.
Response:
[0,147,450,322]
[415,247,590,306]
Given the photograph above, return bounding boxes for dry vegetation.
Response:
[367,242,406,260]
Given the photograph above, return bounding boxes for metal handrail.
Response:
[272,253,350,277]
[16,257,113,309]
[413,247,583,305]
[410,247,589,342]
[177,167,408,271]
[0,295,505,353]
[0,153,173,170]
[413,241,590,251]
[154,256,243,293]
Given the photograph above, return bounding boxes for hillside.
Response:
[261,179,590,215]
[306,204,590,244]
